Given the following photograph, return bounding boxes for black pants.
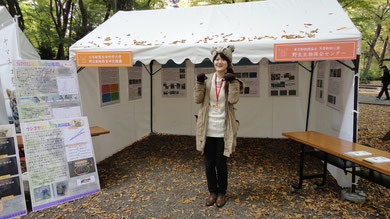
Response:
[204,137,228,195]
[378,82,389,99]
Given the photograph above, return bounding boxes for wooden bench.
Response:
[282,131,390,192]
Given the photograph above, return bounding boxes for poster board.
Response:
[0,124,27,218]
[234,65,259,96]
[269,63,299,97]
[128,67,142,101]
[99,67,120,106]
[13,60,82,123]
[327,61,343,110]
[21,117,100,211]
[161,68,187,97]
[316,62,325,103]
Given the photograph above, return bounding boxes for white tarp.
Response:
[71,0,361,187]
[69,0,361,65]
[0,6,40,124]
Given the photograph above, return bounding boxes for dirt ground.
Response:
[23,91,390,218]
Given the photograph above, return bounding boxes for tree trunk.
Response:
[50,0,73,60]
[78,0,88,38]
[116,0,133,11]
[379,36,388,67]
[363,23,382,76]
[104,2,112,21]
[3,0,25,31]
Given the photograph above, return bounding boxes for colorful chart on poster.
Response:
[0,124,27,218]
[128,67,142,101]
[99,67,120,106]
[327,61,343,110]
[13,60,82,123]
[269,63,299,97]
[162,68,187,97]
[21,117,100,212]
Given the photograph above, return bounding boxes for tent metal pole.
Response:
[149,61,155,135]
[352,55,360,143]
[305,61,315,131]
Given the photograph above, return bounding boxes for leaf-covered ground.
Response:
[23,103,390,218]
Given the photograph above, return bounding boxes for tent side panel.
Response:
[308,60,355,187]
[154,61,196,135]
[78,67,150,162]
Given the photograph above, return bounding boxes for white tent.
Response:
[70,0,361,187]
[0,6,40,123]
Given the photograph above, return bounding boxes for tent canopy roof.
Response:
[69,0,361,65]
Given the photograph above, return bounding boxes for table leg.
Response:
[292,143,305,191]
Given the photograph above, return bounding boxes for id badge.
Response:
[211,105,222,113]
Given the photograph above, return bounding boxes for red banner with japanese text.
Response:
[274,40,358,62]
[76,51,133,67]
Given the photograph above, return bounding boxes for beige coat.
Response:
[194,73,243,157]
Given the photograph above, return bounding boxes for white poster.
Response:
[327,61,343,110]
[21,117,100,212]
[13,60,82,123]
[0,124,27,218]
[162,68,187,97]
[99,67,120,106]
[128,67,142,101]
[269,63,299,97]
[0,23,19,127]
[316,62,326,103]
[234,65,259,97]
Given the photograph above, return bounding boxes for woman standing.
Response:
[194,45,243,207]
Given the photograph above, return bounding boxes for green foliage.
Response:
[360,68,382,83]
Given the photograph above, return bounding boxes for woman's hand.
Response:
[197,73,207,83]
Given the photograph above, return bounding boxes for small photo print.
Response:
[179,68,186,73]
[34,185,51,202]
[138,87,142,97]
[77,175,96,186]
[280,90,287,96]
[0,176,21,199]
[283,73,290,78]
[235,73,242,78]
[170,83,175,89]
[68,157,96,178]
[0,157,19,176]
[320,90,323,98]
[0,137,16,156]
[271,90,279,96]
[163,83,169,90]
[249,72,257,78]
[271,74,281,81]
[52,181,69,197]
[289,90,297,96]
[244,87,250,94]
[181,84,186,89]
[289,75,295,80]
[242,73,249,78]
[328,95,336,104]
[180,74,186,79]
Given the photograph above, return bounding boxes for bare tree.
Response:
[115,0,133,11]
[49,0,73,60]
[1,0,25,30]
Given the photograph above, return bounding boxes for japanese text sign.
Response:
[76,51,133,67]
[274,40,358,62]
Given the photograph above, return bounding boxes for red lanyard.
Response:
[215,74,224,105]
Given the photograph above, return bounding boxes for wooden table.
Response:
[282,131,390,190]
[17,126,110,147]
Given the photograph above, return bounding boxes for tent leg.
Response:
[352,55,360,143]
[305,61,315,131]
[149,61,156,136]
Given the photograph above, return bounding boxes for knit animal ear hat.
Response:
[211,45,235,64]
